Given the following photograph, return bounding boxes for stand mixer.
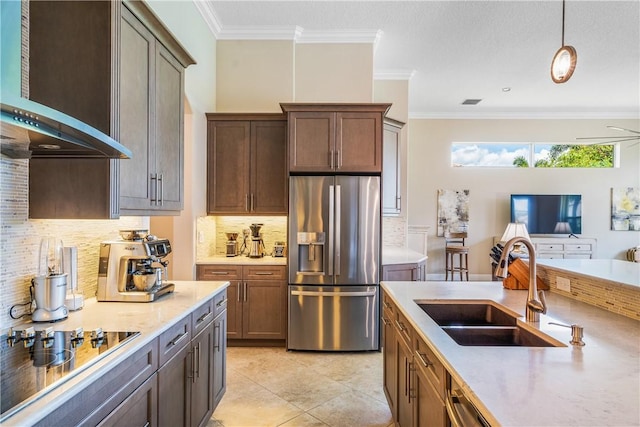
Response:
[96,231,175,302]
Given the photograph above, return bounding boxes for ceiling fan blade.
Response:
[606,125,640,134]
[576,135,640,140]
[585,137,640,145]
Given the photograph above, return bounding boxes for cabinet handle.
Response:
[214,322,221,351]
[216,298,228,308]
[394,319,406,332]
[336,150,341,169]
[415,350,433,367]
[243,282,247,302]
[210,271,229,275]
[195,342,201,380]
[254,272,273,276]
[187,349,194,380]
[158,173,164,206]
[382,317,391,326]
[150,174,158,204]
[196,311,212,326]
[396,196,401,210]
[329,150,334,169]
[251,193,255,211]
[382,301,392,310]
[168,331,188,348]
[408,362,416,401]
[237,283,241,302]
[245,194,249,211]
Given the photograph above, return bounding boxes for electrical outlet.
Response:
[557,276,571,292]
[198,231,205,243]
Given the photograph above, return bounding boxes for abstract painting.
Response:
[611,187,640,231]
[437,189,470,236]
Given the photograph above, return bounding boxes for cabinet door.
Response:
[191,323,215,427]
[119,6,154,210]
[251,121,288,214]
[382,123,402,215]
[158,343,191,427]
[226,282,242,340]
[97,374,158,427]
[213,311,227,410]
[243,280,287,339]
[207,121,250,213]
[154,43,184,211]
[383,264,418,281]
[336,112,382,173]
[397,336,414,427]
[414,366,447,427]
[288,112,335,172]
[382,312,398,420]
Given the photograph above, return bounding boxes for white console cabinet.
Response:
[531,237,597,259]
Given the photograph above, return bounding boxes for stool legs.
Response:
[445,249,469,281]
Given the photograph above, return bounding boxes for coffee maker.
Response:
[31,237,68,322]
[226,232,239,257]
[96,231,175,302]
[249,223,265,258]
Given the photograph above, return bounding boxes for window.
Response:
[451,143,615,168]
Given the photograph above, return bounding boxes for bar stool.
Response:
[445,232,469,281]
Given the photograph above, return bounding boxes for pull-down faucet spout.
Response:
[495,237,547,322]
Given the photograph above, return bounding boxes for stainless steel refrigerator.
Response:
[288,175,380,351]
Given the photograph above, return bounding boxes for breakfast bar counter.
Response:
[381,281,640,426]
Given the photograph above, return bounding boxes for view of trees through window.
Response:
[451,143,615,168]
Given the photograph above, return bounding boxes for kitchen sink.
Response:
[417,301,519,327]
[416,300,564,347]
[441,325,561,347]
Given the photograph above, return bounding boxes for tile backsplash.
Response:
[196,216,287,258]
[0,157,148,329]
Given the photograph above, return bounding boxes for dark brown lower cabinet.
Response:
[382,289,449,427]
[98,374,158,427]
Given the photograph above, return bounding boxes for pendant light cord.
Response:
[561,0,566,46]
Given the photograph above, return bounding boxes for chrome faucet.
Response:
[495,237,547,322]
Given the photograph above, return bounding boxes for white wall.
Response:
[407,118,640,279]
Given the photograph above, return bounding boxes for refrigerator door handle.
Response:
[328,184,335,276]
[290,289,377,297]
[335,184,341,276]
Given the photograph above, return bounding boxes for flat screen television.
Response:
[510,194,582,235]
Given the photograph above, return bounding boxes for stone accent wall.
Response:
[383,216,406,248]
[538,265,640,320]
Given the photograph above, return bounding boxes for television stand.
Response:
[530,236,597,259]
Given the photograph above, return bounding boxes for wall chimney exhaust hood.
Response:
[0,1,131,160]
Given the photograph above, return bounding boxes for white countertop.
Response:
[197,256,286,265]
[381,281,640,427]
[538,258,640,289]
[2,281,229,426]
[381,247,427,265]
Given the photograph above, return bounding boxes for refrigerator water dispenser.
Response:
[297,232,325,274]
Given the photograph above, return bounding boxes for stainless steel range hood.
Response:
[0,1,131,159]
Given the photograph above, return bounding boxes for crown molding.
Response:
[297,29,383,46]
[409,111,640,120]
[216,25,303,41]
[193,1,221,38]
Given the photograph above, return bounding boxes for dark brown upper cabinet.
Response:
[27,1,194,218]
[281,103,391,174]
[206,114,288,215]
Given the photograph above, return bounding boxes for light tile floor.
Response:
[209,347,394,427]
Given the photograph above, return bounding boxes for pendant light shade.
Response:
[551,0,577,84]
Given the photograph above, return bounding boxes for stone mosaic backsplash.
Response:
[1,157,148,329]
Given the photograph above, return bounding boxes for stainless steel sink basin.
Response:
[416,300,564,347]
[417,301,519,327]
[441,326,561,347]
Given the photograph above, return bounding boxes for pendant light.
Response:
[550,0,577,83]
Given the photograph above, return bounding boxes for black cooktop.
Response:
[0,328,139,420]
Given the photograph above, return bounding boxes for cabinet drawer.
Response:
[565,253,592,259]
[197,265,242,280]
[536,244,564,251]
[213,289,229,317]
[382,291,395,315]
[192,298,215,335]
[565,244,591,251]
[158,315,191,366]
[414,336,447,401]
[243,265,286,280]
[538,252,564,259]
[394,309,412,349]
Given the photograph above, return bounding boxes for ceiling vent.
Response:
[462,99,482,105]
